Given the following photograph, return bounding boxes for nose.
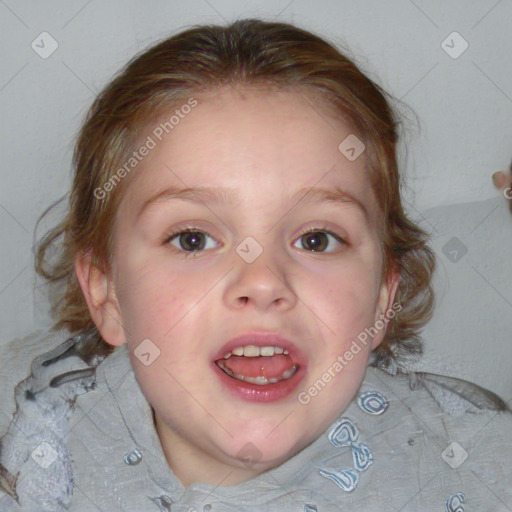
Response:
[223,243,298,312]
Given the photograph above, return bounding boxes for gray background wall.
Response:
[0,1,511,357]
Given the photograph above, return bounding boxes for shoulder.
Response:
[356,367,512,509]
[0,332,170,511]
[0,330,105,509]
[0,330,67,435]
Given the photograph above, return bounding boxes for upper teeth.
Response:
[223,345,289,359]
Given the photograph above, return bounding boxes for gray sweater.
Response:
[0,330,511,511]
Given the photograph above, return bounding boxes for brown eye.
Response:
[293,230,344,253]
[167,230,217,252]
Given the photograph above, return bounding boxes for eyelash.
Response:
[163,224,346,258]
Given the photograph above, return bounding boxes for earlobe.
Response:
[371,268,400,350]
[74,251,126,347]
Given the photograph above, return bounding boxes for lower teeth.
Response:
[216,361,297,385]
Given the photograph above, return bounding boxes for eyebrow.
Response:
[136,184,368,220]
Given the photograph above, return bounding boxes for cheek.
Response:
[115,255,202,334]
[306,261,381,317]
[303,262,383,359]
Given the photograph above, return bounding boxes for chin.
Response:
[220,420,313,471]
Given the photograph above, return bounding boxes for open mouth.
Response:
[215,345,298,385]
[212,334,306,402]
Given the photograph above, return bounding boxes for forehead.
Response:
[118,86,380,224]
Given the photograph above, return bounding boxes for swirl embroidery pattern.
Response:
[318,389,388,493]
[445,492,465,512]
[357,390,389,415]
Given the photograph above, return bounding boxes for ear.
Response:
[74,251,126,347]
[371,266,400,350]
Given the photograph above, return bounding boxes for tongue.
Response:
[222,354,294,379]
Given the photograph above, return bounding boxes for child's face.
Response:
[98,87,397,485]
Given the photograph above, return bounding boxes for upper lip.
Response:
[212,331,307,367]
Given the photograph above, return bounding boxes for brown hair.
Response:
[35,18,435,366]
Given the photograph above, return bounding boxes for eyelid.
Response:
[293,223,346,242]
[163,222,219,243]
[164,227,218,244]
[164,226,199,242]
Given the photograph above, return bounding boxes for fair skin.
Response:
[75,86,399,487]
[493,169,512,212]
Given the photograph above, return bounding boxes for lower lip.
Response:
[212,360,306,403]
